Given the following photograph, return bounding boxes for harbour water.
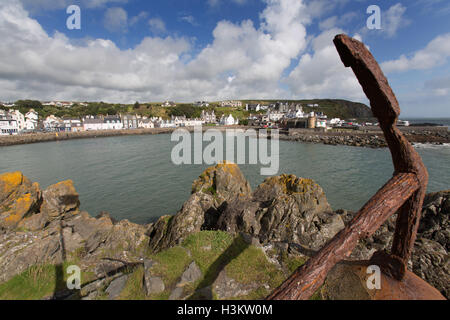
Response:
[0,132,449,224]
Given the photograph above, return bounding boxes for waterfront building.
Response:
[44,115,64,131]
[276,102,289,113]
[267,110,284,122]
[285,108,305,119]
[219,114,239,126]
[0,110,19,135]
[83,116,104,131]
[103,115,123,130]
[8,109,25,132]
[122,114,138,129]
[25,109,39,131]
[138,118,155,129]
[201,110,216,124]
[62,117,83,132]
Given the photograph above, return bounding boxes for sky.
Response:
[0,0,449,117]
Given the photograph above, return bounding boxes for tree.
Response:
[134,101,140,109]
[15,100,43,109]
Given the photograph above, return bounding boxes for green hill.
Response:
[241,99,373,120]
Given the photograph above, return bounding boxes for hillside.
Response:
[2,99,372,121]
[241,99,373,120]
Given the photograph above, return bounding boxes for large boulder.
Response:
[217,174,341,249]
[419,190,449,251]
[0,172,42,229]
[40,180,80,220]
[148,162,251,251]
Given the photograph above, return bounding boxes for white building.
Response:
[246,104,260,112]
[44,115,63,131]
[0,111,19,135]
[194,101,209,107]
[267,110,284,122]
[286,108,305,119]
[219,114,239,126]
[138,119,155,129]
[221,100,242,108]
[183,119,204,127]
[329,118,342,126]
[8,109,25,132]
[122,114,138,129]
[25,109,39,131]
[103,115,123,130]
[201,110,216,124]
[158,120,177,128]
[161,101,176,107]
[82,116,103,131]
[316,119,327,128]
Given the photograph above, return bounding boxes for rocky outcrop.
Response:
[148,165,341,253]
[0,168,448,300]
[0,173,149,293]
[0,172,42,230]
[148,162,251,251]
[217,174,341,249]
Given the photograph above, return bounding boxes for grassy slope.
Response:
[0,231,314,300]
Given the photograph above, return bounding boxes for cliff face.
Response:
[0,167,448,300]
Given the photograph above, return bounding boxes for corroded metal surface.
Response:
[267,34,437,300]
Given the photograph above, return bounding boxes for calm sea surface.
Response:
[1,131,449,224]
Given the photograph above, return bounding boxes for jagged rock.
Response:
[0,172,42,229]
[169,287,184,300]
[411,238,449,298]
[40,180,80,220]
[145,277,165,296]
[178,261,202,286]
[80,278,106,297]
[217,174,341,250]
[212,270,260,299]
[149,162,251,251]
[143,259,165,296]
[419,190,449,251]
[105,274,128,299]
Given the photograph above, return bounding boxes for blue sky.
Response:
[1,0,450,117]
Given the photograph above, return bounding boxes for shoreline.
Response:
[0,125,448,148]
[0,125,250,147]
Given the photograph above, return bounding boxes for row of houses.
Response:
[246,101,307,113]
[0,109,39,135]
[41,111,238,133]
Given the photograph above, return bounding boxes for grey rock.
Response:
[178,261,202,286]
[169,287,184,300]
[105,274,128,300]
[145,277,165,296]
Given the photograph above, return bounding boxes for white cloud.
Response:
[383,3,410,38]
[0,0,370,104]
[130,11,148,26]
[148,18,167,35]
[180,15,196,26]
[104,7,128,33]
[286,28,365,101]
[381,33,450,73]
